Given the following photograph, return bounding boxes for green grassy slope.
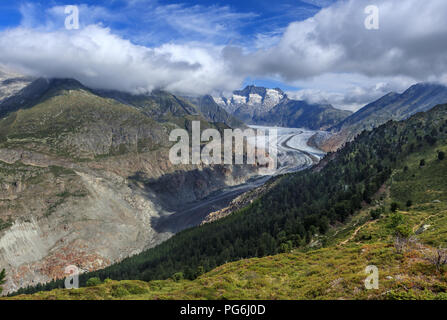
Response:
[0,80,168,158]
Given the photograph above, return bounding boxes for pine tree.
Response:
[0,269,6,295]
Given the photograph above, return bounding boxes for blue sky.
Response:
[0,1,332,36]
[0,0,332,45]
[0,0,336,91]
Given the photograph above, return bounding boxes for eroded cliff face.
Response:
[0,148,259,295]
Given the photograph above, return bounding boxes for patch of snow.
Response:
[264,89,284,108]
[212,96,227,106]
[248,93,263,105]
[231,94,247,105]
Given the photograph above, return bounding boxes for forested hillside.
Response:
[13,104,447,296]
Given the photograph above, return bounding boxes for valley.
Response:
[153,126,326,233]
[12,102,447,300]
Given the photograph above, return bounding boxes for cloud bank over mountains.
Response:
[228,0,447,81]
[0,0,446,109]
[0,26,240,95]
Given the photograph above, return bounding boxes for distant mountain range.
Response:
[213,85,352,130]
[317,83,447,151]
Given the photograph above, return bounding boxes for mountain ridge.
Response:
[214,85,352,129]
[317,82,447,151]
[254,98,352,130]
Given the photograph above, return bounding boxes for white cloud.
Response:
[0,26,243,95]
[2,0,447,107]
[220,0,447,109]
[15,1,258,48]
[151,4,257,40]
[18,3,117,30]
[0,2,254,96]
[286,73,416,111]
[226,0,447,82]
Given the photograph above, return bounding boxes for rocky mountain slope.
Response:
[0,68,32,104]
[0,77,260,295]
[94,89,245,129]
[253,99,352,130]
[319,83,447,151]
[184,95,246,129]
[214,85,351,130]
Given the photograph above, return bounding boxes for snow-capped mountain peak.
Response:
[213,86,287,115]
